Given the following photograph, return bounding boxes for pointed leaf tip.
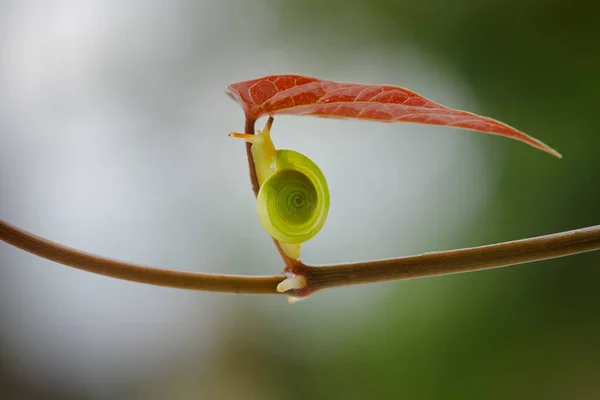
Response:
[226,74,561,157]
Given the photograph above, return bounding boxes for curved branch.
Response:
[0,219,284,294]
[298,224,600,296]
[1,219,599,297]
[1,114,598,298]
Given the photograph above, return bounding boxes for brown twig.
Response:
[297,224,600,297]
[1,218,599,297]
[1,115,599,299]
[0,219,284,294]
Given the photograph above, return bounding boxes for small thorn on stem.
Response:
[277,273,307,294]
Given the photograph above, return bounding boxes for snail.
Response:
[229,117,330,261]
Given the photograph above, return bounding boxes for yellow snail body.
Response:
[230,117,330,260]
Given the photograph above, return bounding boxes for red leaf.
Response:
[226,74,561,158]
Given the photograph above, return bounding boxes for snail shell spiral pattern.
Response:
[256,150,330,244]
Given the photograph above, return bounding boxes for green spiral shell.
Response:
[256,150,330,244]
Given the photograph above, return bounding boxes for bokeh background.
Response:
[1,1,599,399]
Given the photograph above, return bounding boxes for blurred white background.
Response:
[0,1,495,398]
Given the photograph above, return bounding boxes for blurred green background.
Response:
[1,0,598,399]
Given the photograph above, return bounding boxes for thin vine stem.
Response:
[1,219,599,297]
[298,224,600,296]
[0,219,284,294]
[0,115,599,298]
